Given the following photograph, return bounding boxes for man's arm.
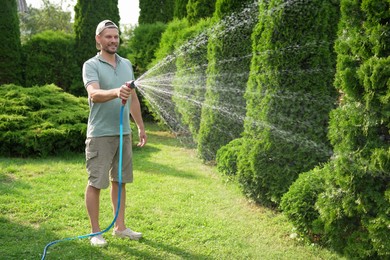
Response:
[130,92,147,147]
[86,82,131,103]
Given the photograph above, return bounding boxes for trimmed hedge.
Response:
[139,0,175,24]
[197,0,257,162]
[73,0,120,95]
[186,0,216,25]
[0,84,88,157]
[23,30,78,93]
[173,18,213,142]
[281,0,389,258]
[125,22,167,78]
[316,0,389,257]
[0,0,22,85]
[280,165,328,241]
[236,0,340,206]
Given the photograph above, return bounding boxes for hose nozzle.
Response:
[122,80,136,105]
[125,80,136,89]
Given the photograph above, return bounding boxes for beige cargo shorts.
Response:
[85,135,133,189]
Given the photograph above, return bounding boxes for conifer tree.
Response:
[236,0,340,206]
[139,0,174,24]
[174,0,189,19]
[186,0,216,25]
[73,0,120,95]
[0,0,22,85]
[197,0,256,161]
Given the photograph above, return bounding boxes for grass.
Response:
[0,123,343,260]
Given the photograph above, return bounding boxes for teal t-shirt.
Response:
[83,53,135,137]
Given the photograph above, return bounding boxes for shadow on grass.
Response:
[109,237,211,259]
[0,216,103,259]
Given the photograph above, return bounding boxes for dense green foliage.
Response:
[152,19,191,63]
[186,0,216,25]
[234,0,340,206]
[139,0,175,24]
[73,0,120,95]
[23,30,78,93]
[295,0,388,258]
[0,0,22,85]
[125,22,167,78]
[281,0,389,258]
[216,138,243,178]
[174,0,189,19]
[173,18,212,142]
[197,0,257,161]
[0,84,88,157]
[280,165,328,240]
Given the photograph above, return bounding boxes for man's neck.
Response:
[99,51,116,66]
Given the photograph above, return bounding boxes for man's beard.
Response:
[103,45,117,54]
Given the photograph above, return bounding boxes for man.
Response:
[82,20,147,247]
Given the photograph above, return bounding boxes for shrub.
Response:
[0,0,22,85]
[0,84,88,157]
[173,18,213,142]
[174,0,189,19]
[197,0,258,162]
[23,30,78,93]
[186,0,216,25]
[216,138,243,178]
[280,165,328,241]
[281,0,390,257]
[236,0,340,206]
[142,19,191,126]
[125,22,167,79]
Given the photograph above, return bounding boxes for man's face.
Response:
[96,28,120,54]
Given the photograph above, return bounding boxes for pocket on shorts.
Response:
[86,151,98,160]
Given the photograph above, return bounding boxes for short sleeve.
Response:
[82,59,99,88]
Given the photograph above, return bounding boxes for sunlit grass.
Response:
[0,123,343,259]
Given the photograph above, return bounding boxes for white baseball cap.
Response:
[96,20,118,35]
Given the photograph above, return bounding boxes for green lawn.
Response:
[0,123,343,259]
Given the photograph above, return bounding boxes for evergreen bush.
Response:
[0,84,88,157]
[174,0,189,19]
[143,19,190,126]
[236,0,340,206]
[197,0,258,162]
[23,30,78,93]
[73,0,120,96]
[186,0,216,25]
[0,0,22,85]
[126,23,167,78]
[280,165,328,241]
[216,138,243,178]
[313,1,390,257]
[173,18,213,142]
[139,0,175,24]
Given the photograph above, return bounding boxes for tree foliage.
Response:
[139,0,175,24]
[23,30,78,93]
[235,0,340,206]
[282,0,389,258]
[0,0,22,85]
[125,22,167,78]
[19,0,73,43]
[197,0,257,161]
[186,0,216,25]
[174,0,189,19]
[73,0,120,95]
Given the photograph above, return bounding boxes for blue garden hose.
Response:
[41,103,126,260]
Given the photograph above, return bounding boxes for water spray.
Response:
[40,81,136,259]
